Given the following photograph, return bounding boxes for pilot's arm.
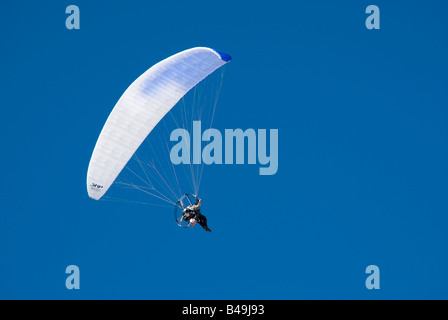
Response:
[191,198,202,211]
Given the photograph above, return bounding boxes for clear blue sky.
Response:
[1,1,448,299]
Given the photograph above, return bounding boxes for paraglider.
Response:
[86,47,231,230]
[175,194,211,232]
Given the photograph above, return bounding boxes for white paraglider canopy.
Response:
[87,47,231,200]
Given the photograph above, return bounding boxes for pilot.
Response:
[182,198,211,232]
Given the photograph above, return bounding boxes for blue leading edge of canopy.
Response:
[213,50,232,62]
